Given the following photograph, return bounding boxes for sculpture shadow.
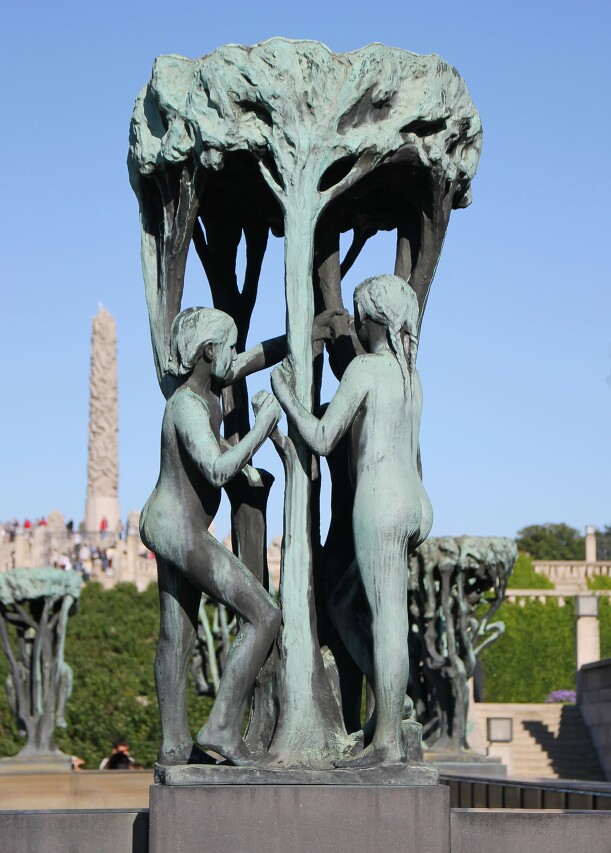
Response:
[522,706,604,781]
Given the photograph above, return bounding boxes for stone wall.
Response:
[577,658,611,781]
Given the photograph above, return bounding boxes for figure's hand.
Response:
[312,308,349,343]
[328,311,352,341]
[251,390,281,433]
[271,362,295,407]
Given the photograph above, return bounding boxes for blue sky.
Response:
[1,0,609,542]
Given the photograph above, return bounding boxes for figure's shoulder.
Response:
[168,386,210,418]
[339,354,376,388]
[343,353,377,373]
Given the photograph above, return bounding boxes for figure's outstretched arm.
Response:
[271,357,368,456]
[223,337,286,386]
[174,389,280,488]
[223,309,348,385]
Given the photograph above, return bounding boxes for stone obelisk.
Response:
[84,305,120,533]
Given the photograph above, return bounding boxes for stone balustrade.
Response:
[534,561,611,583]
[505,589,611,607]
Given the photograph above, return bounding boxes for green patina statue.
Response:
[0,569,81,770]
[272,275,432,769]
[140,306,339,767]
[129,38,482,782]
[140,307,282,766]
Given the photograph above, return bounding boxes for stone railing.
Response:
[534,561,611,584]
[505,589,611,607]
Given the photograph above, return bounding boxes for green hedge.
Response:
[599,598,611,659]
[0,582,213,770]
[479,598,575,702]
[507,553,555,589]
[587,576,611,591]
[2,584,610,763]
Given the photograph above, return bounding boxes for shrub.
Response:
[587,575,611,591]
[507,553,555,589]
[478,598,575,702]
[599,598,611,660]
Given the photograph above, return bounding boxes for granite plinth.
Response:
[156,759,439,786]
[149,783,450,853]
[426,751,507,778]
[0,809,148,853]
[434,760,507,778]
[0,751,72,774]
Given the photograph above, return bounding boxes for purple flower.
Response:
[545,689,576,704]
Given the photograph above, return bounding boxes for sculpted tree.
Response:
[129,39,481,769]
[0,569,81,765]
[408,537,516,757]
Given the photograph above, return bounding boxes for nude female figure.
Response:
[141,306,341,767]
[272,275,433,767]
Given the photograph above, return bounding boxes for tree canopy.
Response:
[515,523,584,561]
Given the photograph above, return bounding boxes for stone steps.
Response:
[473,703,605,781]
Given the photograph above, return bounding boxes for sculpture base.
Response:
[425,749,506,778]
[149,783,450,853]
[0,751,72,774]
[155,759,439,786]
[432,759,507,778]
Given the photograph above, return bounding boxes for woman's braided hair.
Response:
[353,275,420,395]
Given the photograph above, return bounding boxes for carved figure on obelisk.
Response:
[85,305,120,533]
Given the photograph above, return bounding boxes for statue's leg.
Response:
[55,663,73,728]
[368,545,409,757]
[194,535,281,764]
[328,559,374,686]
[336,535,408,769]
[155,557,204,765]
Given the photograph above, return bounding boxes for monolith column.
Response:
[84,305,120,534]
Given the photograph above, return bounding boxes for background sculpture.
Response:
[0,569,81,769]
[129,38,482,773]
[408,536,517,758]
[191,596,237,698]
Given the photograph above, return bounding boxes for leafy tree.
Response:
[515,523,584,561]
[595,527,611,561]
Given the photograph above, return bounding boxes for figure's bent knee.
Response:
[263,601,281,636]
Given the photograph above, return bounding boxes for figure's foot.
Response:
[362,713,376,746]
[334,742,404,770]
[197,723,255,767]
[158,741,217,766]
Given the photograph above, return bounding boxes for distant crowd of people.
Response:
[0,516,123,541]
[0,516,53,542]
[0,516,139,583]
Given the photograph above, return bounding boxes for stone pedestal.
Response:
[576,595,600,670]
[585,525,597,563]
[149,784,450,853]
[0,752,72,774]
[431,759,507,778]
[426,749,507,778]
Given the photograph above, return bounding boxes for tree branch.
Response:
[0,610,29,729]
